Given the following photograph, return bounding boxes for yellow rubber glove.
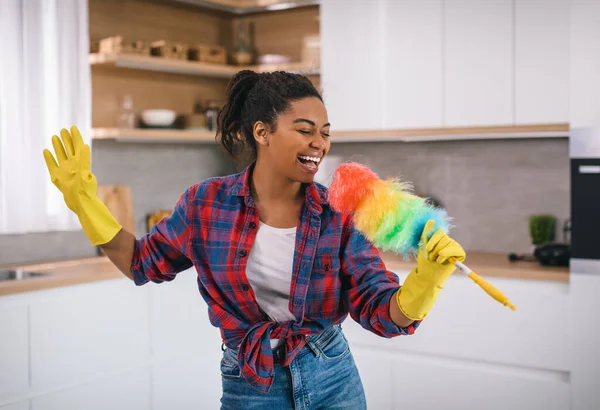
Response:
[397,220,466,321]
[43,126,122,246]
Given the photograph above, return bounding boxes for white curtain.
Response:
[0,0,91,234]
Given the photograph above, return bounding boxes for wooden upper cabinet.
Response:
[320,0,384,131]
[383,0,443,129]
[515,0,569,124]
[444,0,514,127]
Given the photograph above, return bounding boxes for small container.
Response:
[186,102,208,129]
[150,40,188,60]
[140,109,177,127]
[188,44,227,64]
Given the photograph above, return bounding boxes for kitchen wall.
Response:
[0,143,234,266]
[0,136,568,265]
[327,137,570,254]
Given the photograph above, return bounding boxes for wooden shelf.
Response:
[89,53,320,78]
[170,0,319,15]
[92,124,570,144]
[91,128,217,143]
[252,61,320,76]
[330,124,570,143]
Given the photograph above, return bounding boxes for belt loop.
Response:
[305,337,320,358]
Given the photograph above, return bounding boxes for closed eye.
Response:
[298,129,312,135]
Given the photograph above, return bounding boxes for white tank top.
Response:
[245,221,296,348]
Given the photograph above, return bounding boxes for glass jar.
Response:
[205,100,219,131]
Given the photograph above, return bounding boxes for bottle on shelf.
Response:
[117,94,135,129]
[248,21,257,64]
[232,21,253,66]
[205,100,220,131]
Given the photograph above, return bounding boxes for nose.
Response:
[309,134,324,150]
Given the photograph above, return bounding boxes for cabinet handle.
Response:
[579,165,600,174]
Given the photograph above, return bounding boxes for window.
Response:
[0,0,91,234]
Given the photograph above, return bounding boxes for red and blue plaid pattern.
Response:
[131,164,419,393]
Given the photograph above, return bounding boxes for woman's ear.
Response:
[253,121,270,147]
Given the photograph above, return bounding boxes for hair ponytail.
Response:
[216,70,261,159]
[216,69,322,161]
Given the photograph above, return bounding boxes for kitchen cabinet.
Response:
[345,269,572,410]
[351,350,393,410]
[570,264,600,410]
[0,265,223,410]
[0,402,29,410]
[28,280,151,392]
[30,368,151,410]
[382,0,443,129]
[153,355,222,410]
[570,0,600,127]
[320,0,384,131]
[390,355,570,410]
[3,259,600,409]
[321,0,569,136]
[444,0,514,127]
[150,269,223,410]
[0,306,29,398]
[515,0,569,124]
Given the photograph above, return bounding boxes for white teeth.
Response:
[298,155,321,164]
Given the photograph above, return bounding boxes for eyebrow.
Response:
[293,118,331,128]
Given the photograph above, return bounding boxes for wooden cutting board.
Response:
[97,184,135,234]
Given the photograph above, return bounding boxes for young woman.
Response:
[43,69,465,409]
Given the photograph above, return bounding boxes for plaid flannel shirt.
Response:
[131,164,419,393]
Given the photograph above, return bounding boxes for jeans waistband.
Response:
[223,324,344,363]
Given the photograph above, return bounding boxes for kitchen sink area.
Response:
[0,269,48,281]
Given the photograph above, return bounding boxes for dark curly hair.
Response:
[216,70,322,160]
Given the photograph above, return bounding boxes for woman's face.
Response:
[255,96,331,184]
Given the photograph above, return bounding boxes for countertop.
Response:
[380,251,569,283]
[0,257,123,296]
[0,251,569,297]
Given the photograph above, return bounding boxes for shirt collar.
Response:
[228,162,327,215]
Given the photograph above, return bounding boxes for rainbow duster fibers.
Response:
[326,162,451,260]
[328,162,516,311]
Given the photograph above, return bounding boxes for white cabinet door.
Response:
[570,0,600,127]
[383,0,443,129]
[29,280,151,392]
[390,356,570,410]
[444,0,514,126]
[351,348,392,410]
[151,269,223,410]
[0,306,29,398]
[570,271,600,410]
[0,401,29,410]
[515,0,569,124]
[320,0,384,131]
[153,355,222,410]
[31,368,150,410]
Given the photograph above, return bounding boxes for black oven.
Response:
[570,127,600,262]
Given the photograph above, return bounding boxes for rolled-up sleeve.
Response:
[131,186,196,285]
[340,219,420,337]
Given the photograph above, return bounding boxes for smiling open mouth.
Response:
[297,154,321,165]
[296,154,321,173]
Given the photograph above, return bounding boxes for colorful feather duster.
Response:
[328,162,516,311]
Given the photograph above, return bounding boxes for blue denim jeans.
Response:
[220,325,367,409]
